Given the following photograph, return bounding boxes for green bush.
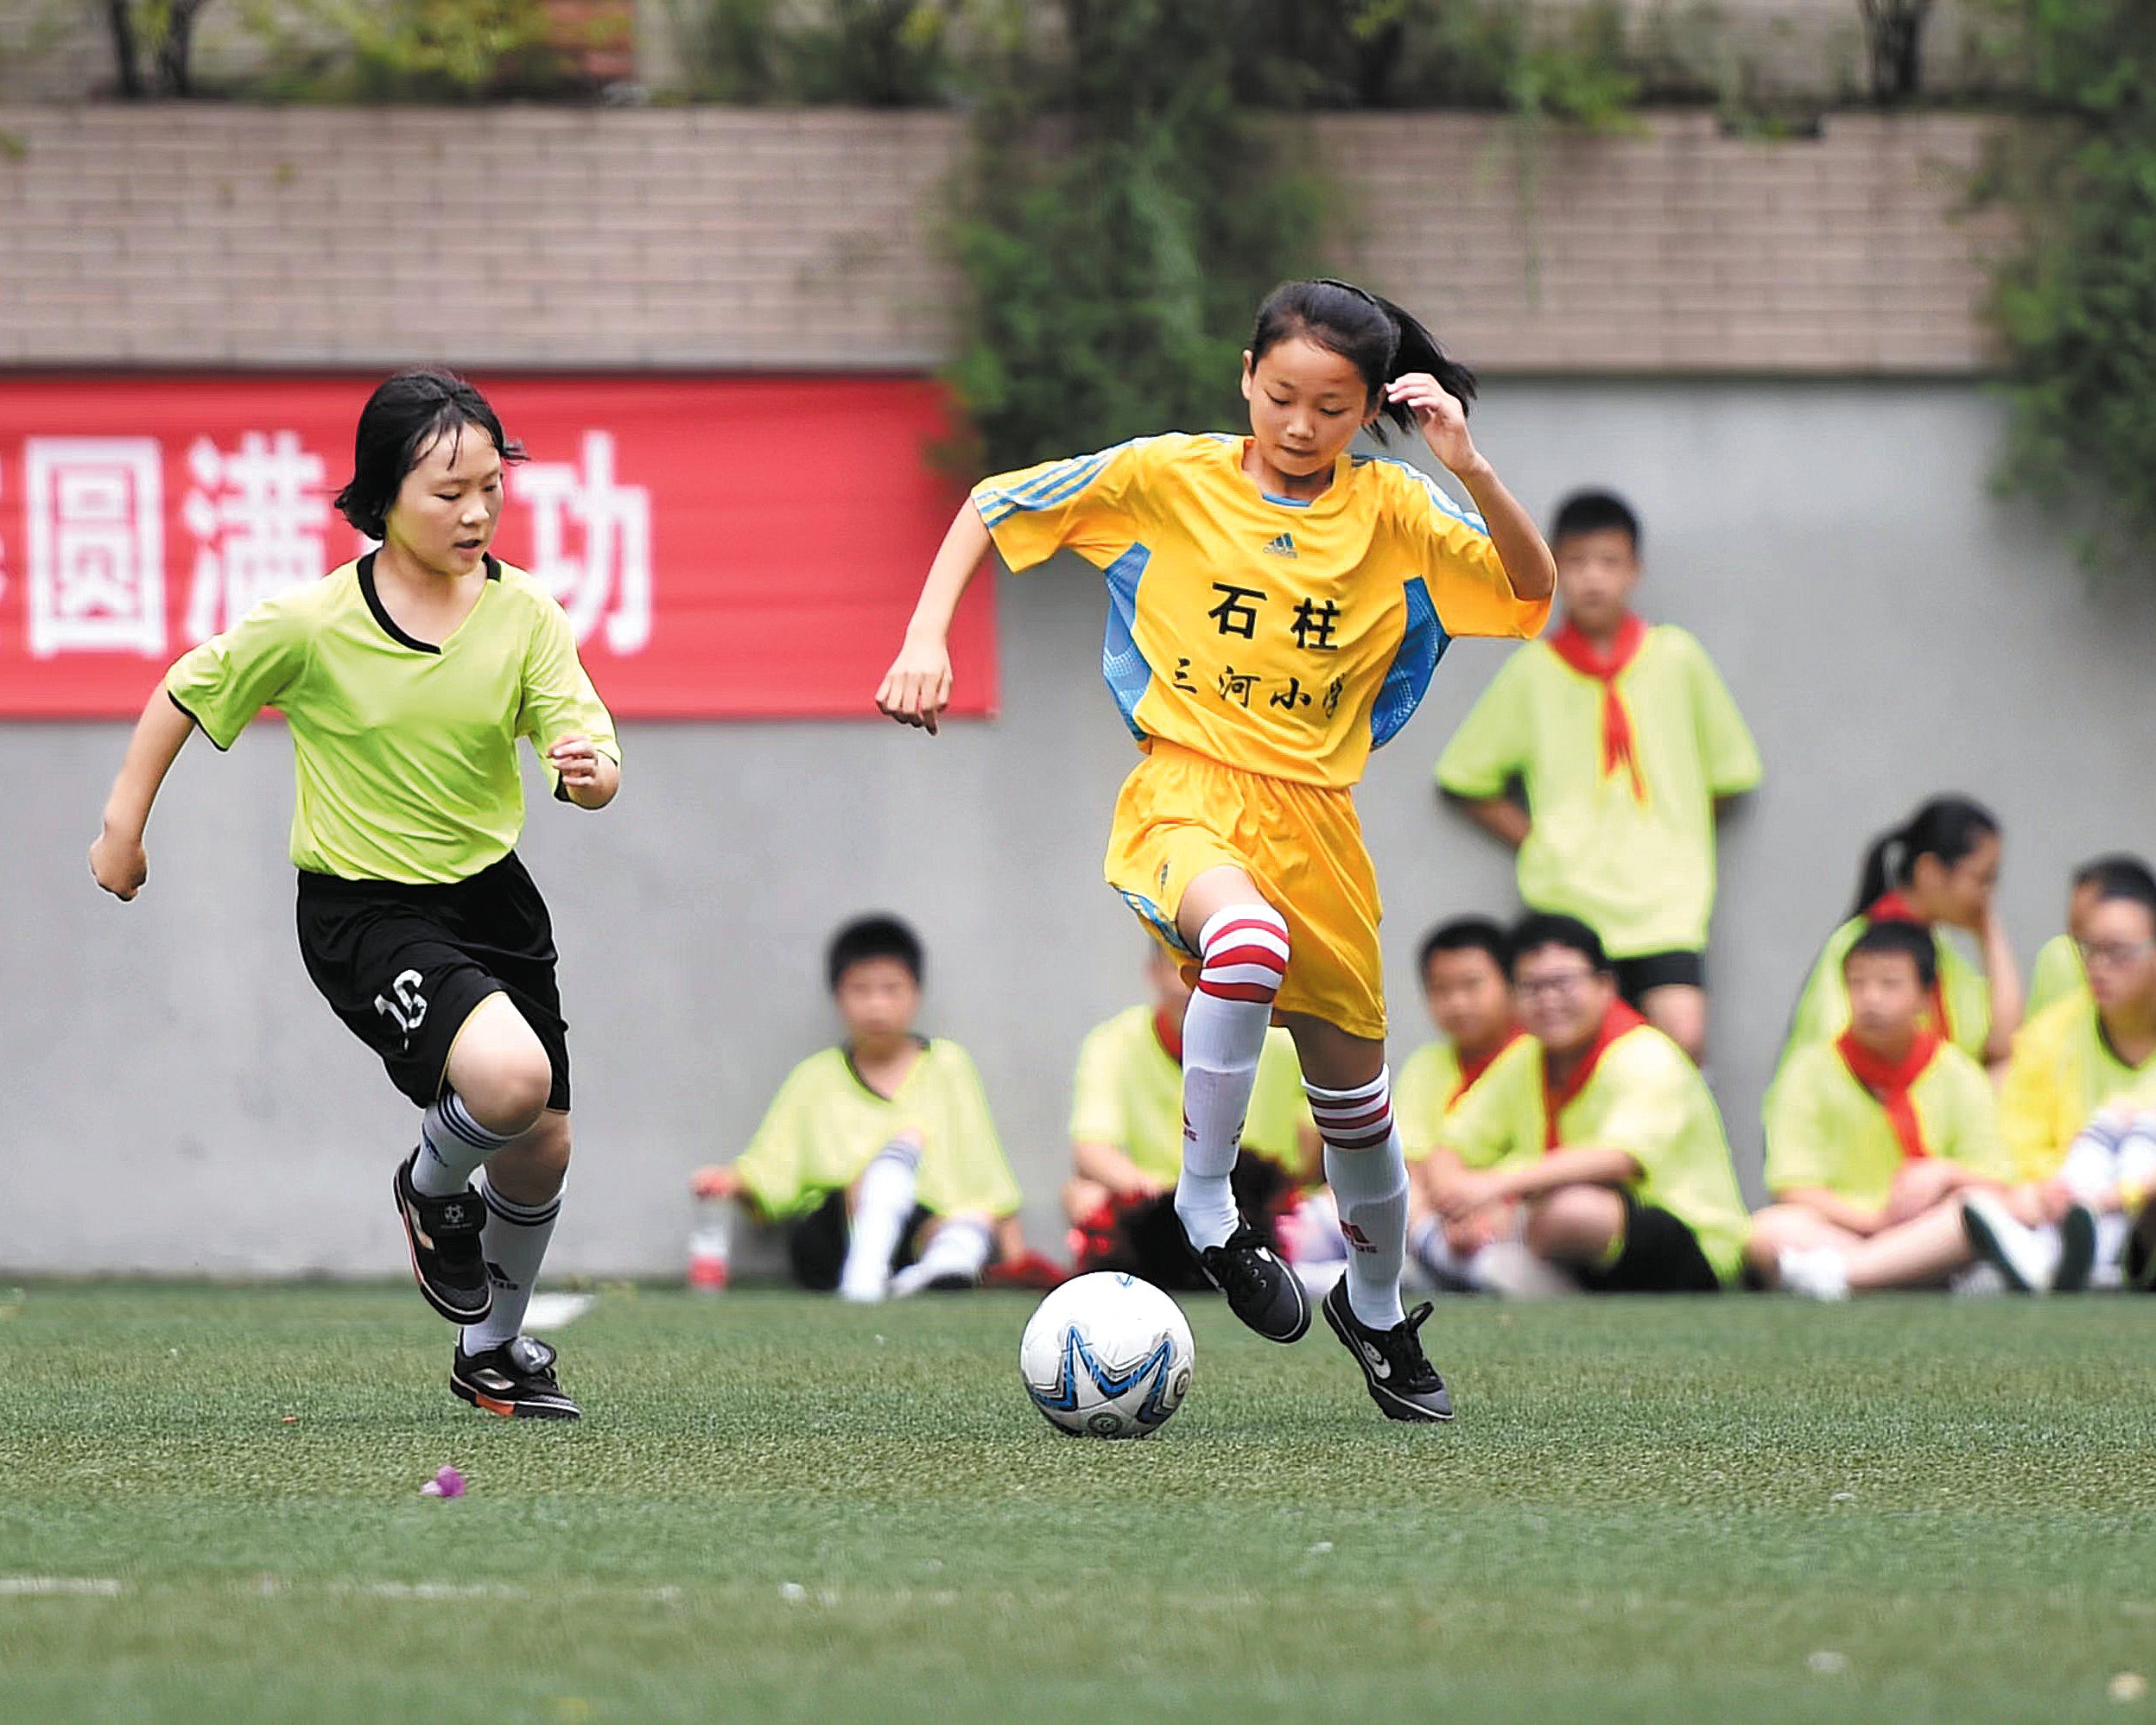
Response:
[663,0,952,105]
[239,0,569,101]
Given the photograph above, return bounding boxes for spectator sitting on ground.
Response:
[1749,921,2013,1295]
[1436,489,1761,1064]
[1428,914,1752,1293]
[1063,944,1315,1289]
[691,914,1035,1302]
[2026,854,2151,1019]
[1395,916,1533,1291]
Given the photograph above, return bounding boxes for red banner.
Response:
[0,374,997,720]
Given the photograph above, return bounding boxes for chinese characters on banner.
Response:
[0,375,998,719]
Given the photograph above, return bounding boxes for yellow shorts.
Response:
[1103,741,1386,1041]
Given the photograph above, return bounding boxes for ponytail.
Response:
[1367,290,1477,435]
[1250,277,1475,443]
[1848,795,2001,920]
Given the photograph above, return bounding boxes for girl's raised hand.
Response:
[1385,371,1479,476]
[876,636,953,736]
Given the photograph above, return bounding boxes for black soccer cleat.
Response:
[1322,1278,1454,1423]
[1195,1221,1311,1344]
[393,1154,492,1325]
[452,1335,580,1420]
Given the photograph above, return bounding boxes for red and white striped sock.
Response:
[1174,903,1290,1252]
[1307,1069,1408,1330]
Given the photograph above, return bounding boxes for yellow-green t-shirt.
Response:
[733,1040,1023,1221]
[1394,1031,1532,1162]
[1764,1039,2008,1208]
[1435,625,1760,956]
[2026,933,2086,1020]
[1775,916,1992,1074]
[164,555,618,885]
[1067,1008,1309,1185]
[1998,995,2156,1182]
[1440,1024,1752,1281]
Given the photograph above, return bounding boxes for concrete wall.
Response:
[10,377,2156,1277]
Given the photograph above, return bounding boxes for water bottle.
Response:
[688,1195,733,1293]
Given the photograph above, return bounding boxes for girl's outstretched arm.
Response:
[877,501,991,736]
[1386,373,1557,604]
[91,694,197,900]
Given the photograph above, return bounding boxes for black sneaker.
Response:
[1322,1278,1454,1423]
[2054,1202,2099,1293]
[392,1154,491,1325]
[1194,1221,1310,1344]
[451,1335,580,1420]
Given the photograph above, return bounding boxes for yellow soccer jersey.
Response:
[2026,932,2087,1019]
[164,555,618,885]
[1440,1024,1752,1282]
[1765,1040,2009,1208]
[1393,1031,1532,1162]
[1067,1009,1309,1186]
[732,1040,1023,1222]
[973,434,1549,789]
[1998,996,2156,1182]
[1435,626,1760,956]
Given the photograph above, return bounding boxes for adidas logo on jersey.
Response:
[1261,532,1297,558]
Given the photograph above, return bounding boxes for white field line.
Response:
[0,1577,126,1596]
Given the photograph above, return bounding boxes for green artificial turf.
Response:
[0,1284,2152,1723]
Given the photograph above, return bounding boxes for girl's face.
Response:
[1240,335,1374,483]
[1911,832,2001,930]
[384,423,504,578]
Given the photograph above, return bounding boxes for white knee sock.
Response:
[1176,904,1290,1252]
[840,1138,922,1303]
[412,1090,515,1197]
[460,1174,561,1353]
[891,1216,994,1297]
[1309,1069,1409,1330]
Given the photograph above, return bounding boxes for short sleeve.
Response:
[517,596,621,797]
[1762,1047,1839,1195]
[1379,460,1550,641]
[971,438,1157,572]
[1585,1040,1690,1174]
[920,1043,1023,1218]
[1392,1042,1455,1163]
[1067,1021,1128,1148]
[733,1064,817,1220]
[162,593,310,751]
[1679,631,1762,797]
[1439,1046,1530,1170]
[1940,1052,2011,1181]
[1997,1012,2064,1182]
[1436,649,1532,798]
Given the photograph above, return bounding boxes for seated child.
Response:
[691,915,1026,1302]
[1064,945,1314,1289]
[2027,854,2153,1018]
[1430,913,1751,1292]
[1749,921,2013,1293]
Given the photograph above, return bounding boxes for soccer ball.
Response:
[1018,1272,1194,1439]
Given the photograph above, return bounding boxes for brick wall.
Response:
[0,105,2003,372]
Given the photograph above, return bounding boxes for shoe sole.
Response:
[393,1164,493,1326]
[450,1373,580,1420]
[1321,1286,1453,1423]
[1960,1199,2038,1293]
[2054,1205,2098,1293]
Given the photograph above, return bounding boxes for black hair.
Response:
[333,367,526,542]
[2074,853,2156,901]
[826,914,923,993]
[1845,919,1939,993]
[1850,796,2001,920]
[1248,277,1475,441]
[1419,916,1512,981]
[1508,912,1611,976]
[1550,489,1641,555]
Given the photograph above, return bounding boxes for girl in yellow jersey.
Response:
[91,371,620,1420]
[879,280,1553,1421]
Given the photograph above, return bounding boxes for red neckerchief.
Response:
[1152,1008,1184,1066]
[1548,613,1649,802]
[1542,1000,1647,1151]
[1836,1028,1943,1162]
[1449,1024,1528,1108]
[1864,893,1953,1043]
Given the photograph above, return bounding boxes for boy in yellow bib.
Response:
[880,279,1553,1421]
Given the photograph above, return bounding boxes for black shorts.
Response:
[1576,1189,1722,1294]
[1612,948,1706,1008]
[786,1189,934,1291]
[295,852,571,1112]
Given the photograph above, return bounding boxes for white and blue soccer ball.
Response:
[1019,1272,1195,1439]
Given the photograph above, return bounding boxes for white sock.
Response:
[840,1138,921,1303]
[411,1090,515,1198]
[1309,1069,1408,1330]
[1176,904,1290,1252]
[460,1174,561,1353]
[891,1216,993,1297]
[1410,1216,1481,1291]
